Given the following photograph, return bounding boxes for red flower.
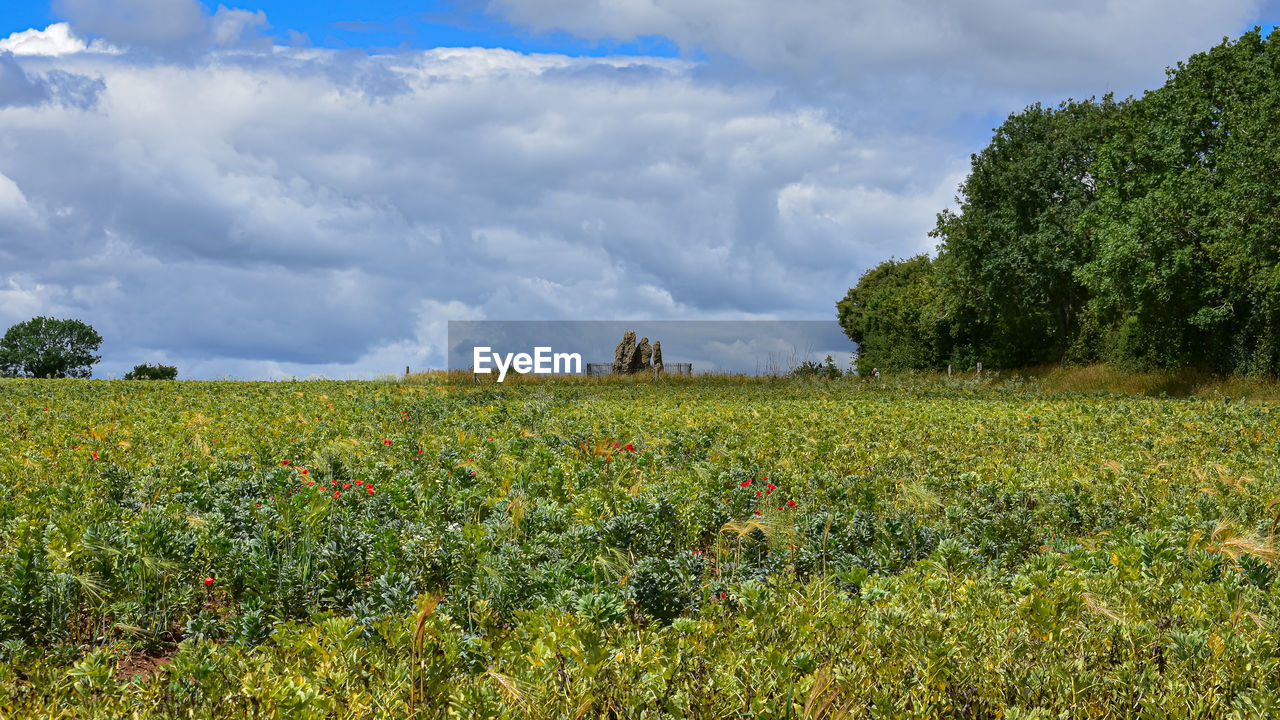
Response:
[71,445,77,449]
[204,576,214,586]
[755,491,762,497]
[368,487,376,494]
[355,480,363,485]
[333,490,340,498]
[767,483,776,490]
[754,510,762,515]
[740,479,752,487]
[281,460,290,465]
[300,469,309,475]
[383,439,392,445]
[787,499,796,508]
[343,483,351,489]
[625,443,635,452]
[91,451,99,460]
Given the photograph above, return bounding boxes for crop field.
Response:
[3,376,1280,718]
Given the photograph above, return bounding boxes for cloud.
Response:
[0,52,49,106]
[0,22,118,56]
[486,0,1262,104]
[52,0,269,57]
[0,43,961,377]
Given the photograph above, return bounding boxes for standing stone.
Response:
[652,341,663,373]
[635,337,652,371]
[613,331,637,374]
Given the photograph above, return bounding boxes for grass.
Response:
[4,374,1280,717]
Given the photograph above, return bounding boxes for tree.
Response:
[931,97,1121,368]
[1078,28,1280,373]
[0,317,103,378]
[837,255,947,372]
[124,363,178,380]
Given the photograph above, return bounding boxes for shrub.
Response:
[124,363,178,380]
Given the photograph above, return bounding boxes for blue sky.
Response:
[0,1,1277,378]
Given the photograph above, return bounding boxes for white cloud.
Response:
[0,23,91,56]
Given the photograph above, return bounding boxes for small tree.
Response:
[0,317,103,378]
[124,363,178,380]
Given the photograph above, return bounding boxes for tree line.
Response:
[839,28,1280,375]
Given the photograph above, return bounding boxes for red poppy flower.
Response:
[383,439,392,445]
[204,576,214,586]
[333,491,340,498]
[754,510,761,515]
[343,483,351,489]
[625,444,635,452]
[355,479,364,485]
[740,479,752,487]
[281,460,290,465]
[300,469,309,475]
[71,445,77,449]
[368,487,376,494]
[755,491,762,497]
[91,451,99,460]
[787,499,796,508]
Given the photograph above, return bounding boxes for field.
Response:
[3,375,1280,718]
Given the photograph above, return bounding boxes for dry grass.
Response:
[1016,364,1280,402]
[403,362,1280,401]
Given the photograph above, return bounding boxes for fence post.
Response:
[405,365,410,378]
[947,364,952,376]
[976,362,982,377]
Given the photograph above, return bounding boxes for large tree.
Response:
[0,317,103,378]
[931,97,1121,368]
[1078,28,1280,373]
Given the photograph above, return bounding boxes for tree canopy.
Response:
[0,317,103,379]
[839,27,1280,375]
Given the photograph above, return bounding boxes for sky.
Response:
[0,1,1277,379]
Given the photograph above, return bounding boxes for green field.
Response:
[3,375,1280,718]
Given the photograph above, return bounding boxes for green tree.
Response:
[0,317,103,378]
[836,255,946,372]
[931,97,1121,368]
[1079,28,1280,373]
[124,363,178,380]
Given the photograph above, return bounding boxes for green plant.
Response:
[124,363,178,380]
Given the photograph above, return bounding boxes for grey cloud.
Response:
[0,52,50,106]
[53,0,270,57]
[0,52,104,109]
[0,47,954,378]
[486,0,1263,108]
[53,0,206,54]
